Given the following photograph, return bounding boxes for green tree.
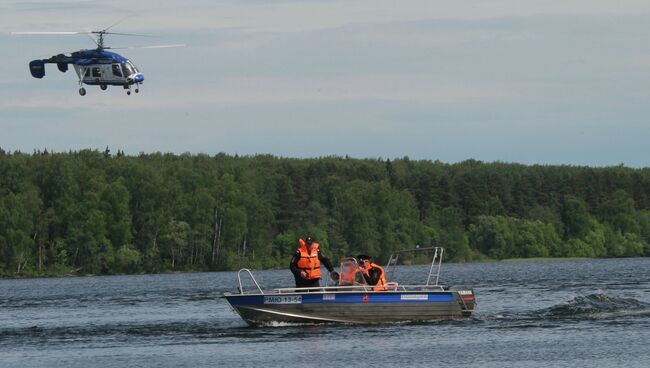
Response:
[561,196,592,239]
[598,189,640,234]
[159,220,191,269]
[113,244,142,273]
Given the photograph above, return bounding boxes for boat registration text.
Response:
[264,295,303,304]
[400,294,429,301]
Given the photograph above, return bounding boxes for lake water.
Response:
[1,258,649,367]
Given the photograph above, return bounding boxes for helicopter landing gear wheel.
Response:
[135,88,139,93]
[79,87,86,96]
[127,90,131,95]
[100,84,107,91]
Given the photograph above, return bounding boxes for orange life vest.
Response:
[363,262,387,291]
[296,239,321,280]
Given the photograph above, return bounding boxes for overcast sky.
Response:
[1,0,649,166]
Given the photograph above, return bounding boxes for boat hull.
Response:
[225,290,474,325]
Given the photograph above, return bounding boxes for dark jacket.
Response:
[361,265,384,286]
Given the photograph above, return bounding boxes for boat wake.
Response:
[484,293,650,326]
[537,293,650,319]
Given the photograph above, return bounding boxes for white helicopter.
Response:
[12,22,184,96]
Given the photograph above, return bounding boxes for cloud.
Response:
[4,0,650,34]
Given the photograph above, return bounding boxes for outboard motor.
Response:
[29,60,45,79]
[450,286,476,316]
[57,62,68,73]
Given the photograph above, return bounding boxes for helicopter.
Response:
[12,25,183,96]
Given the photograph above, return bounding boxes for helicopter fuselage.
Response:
[29,49,144,95]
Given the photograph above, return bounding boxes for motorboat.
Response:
[224,247,476,325]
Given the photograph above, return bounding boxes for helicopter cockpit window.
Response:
[121,62,135,76]
[84,68,90,77]
[92,67,101,78]
[112,64,123,77]
[128,61,140,73]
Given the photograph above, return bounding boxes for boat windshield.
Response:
[338,258,360,286]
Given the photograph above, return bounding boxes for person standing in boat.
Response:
[290,236,335,288]
[357,255,388,291]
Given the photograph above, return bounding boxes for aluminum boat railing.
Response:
[235,246,448,295]
[235,268,447,295]
[272,284,447,294]
[385,246,443,286]
[237,268,264,294]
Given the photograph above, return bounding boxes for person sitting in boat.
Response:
[357,254,388,291]
[290,236,335,288]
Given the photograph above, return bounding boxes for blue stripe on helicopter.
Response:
[73,50,129,63]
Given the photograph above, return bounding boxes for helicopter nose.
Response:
[135,73,144,83]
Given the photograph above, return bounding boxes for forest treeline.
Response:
[1,148,649,277]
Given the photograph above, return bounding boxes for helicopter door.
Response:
[111,64,123,79]
[91,67,101,79]
[81,66,103,83]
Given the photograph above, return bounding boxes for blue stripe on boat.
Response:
[227,292,455,305]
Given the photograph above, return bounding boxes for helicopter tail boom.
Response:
[28,54,74,78]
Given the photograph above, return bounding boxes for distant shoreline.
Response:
[476,256,591,263]
[2,256,641,280]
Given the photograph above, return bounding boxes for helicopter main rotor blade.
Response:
[11,31,82,35]
[12,31,154,37]
[108,44,186,49]
[139,44,185,49]
[91,31,155,37]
